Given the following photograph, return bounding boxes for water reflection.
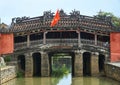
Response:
[2,74,120,85]
[72,76,120,85]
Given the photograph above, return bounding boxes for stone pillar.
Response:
[41,52,50,77]
[91,52,99,76]
[25,53,33,77]
[95,34,97,45]
[76,30,81,47]
[43,31,48,44]
[27,33,30,47]
[74,51,83,76]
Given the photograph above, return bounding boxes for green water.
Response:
[2,74,120,85]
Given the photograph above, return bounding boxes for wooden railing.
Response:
[14,38,109,51]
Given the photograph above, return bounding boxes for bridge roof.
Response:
[0,10,117,33]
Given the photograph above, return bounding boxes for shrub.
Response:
[17,71,24,78]
[4,56,11,62]
[52,64,70,77]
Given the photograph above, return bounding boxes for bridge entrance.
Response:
[32,52,41,77]
[49,52,75,76]
[99,54,105,72]
[83,52,91,76]
[18,55,25,73]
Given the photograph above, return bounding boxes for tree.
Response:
[95,10,120,27]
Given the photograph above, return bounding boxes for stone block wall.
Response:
[0,66,16,84]
[25,53,33,77]
[41,52,50,77]
[105,63,120,81]
[74,53,83,76]
[91,53,99,76]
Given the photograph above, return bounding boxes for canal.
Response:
[2,73,120,85]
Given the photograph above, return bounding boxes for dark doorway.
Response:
[99,54,105,72]
[18,55,25,72]
[83,52,91,76]
[32,53,41,77]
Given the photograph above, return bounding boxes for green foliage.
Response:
[96,10,120,27]
[17,71,24,78]
[4,55,11,62]
[51,53,71,77]
[52,64,70,77]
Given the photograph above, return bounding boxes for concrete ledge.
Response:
[0,66,16,84]
[105,62,120,81]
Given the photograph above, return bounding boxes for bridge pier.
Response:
[74,52,83,76]
[25,53,33,77]
[14,51,105,77]
[91,53,99,76]
[41,52,50,77]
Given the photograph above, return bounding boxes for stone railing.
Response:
[0,66,16,84]
[14,38,109,51]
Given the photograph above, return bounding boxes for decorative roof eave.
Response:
[0,24,114,33]
[0,24,114,34]
[9,26,111,35]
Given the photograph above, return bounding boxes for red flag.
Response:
[50,10,60,27]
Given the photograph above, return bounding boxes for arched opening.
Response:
[49,52,75,77]
[32,52,41,77]
[18,55,25,73]
[99,54,105,72]
[83,52,91,76]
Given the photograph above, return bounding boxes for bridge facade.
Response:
[0,10,116,77]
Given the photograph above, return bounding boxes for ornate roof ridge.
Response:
[11,10,112,24]
[0,10,117,33]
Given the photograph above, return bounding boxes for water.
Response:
[2,74,120,85]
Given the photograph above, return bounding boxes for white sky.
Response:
[0,0,120,25]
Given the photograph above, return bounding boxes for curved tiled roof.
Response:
[0,10,117,33]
